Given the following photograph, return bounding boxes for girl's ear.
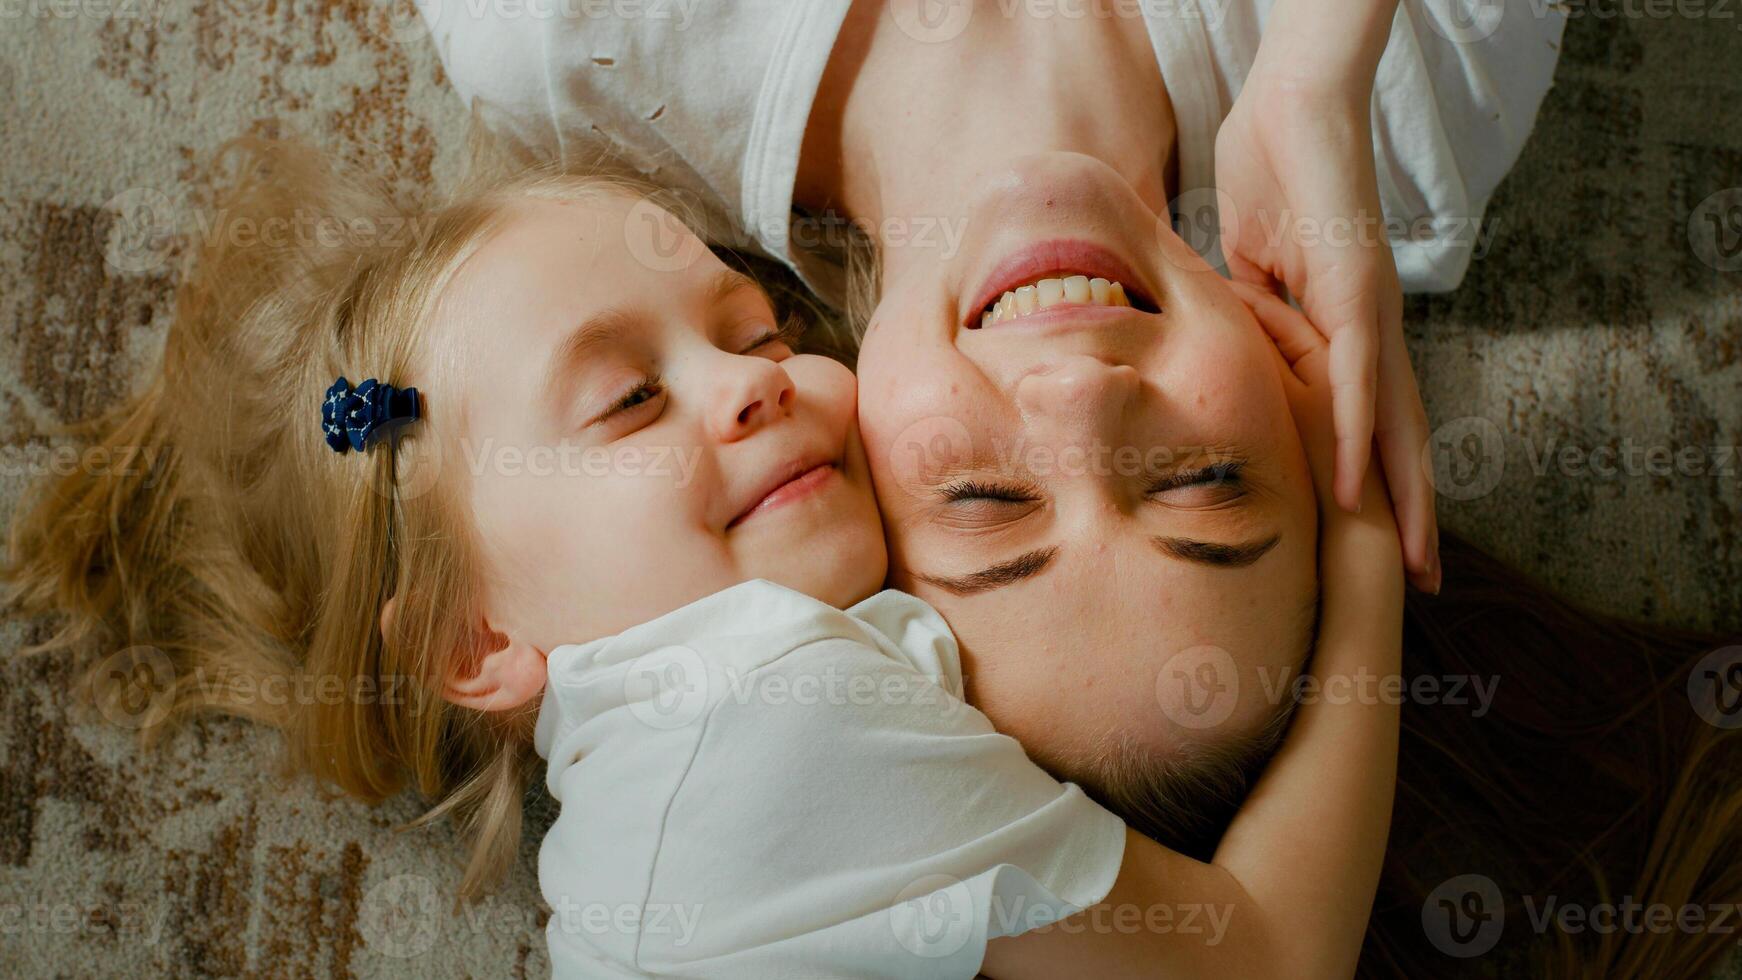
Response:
[442,625,548,712]
[380,597,548,713]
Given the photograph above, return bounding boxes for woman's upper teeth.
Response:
[980,276,1130,327]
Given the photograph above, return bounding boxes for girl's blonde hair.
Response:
[3,126,668,901]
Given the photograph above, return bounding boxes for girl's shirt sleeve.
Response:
[533,581,1125,979]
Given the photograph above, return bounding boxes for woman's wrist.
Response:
[1246,0,1398,106]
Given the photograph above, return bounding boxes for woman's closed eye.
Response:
[934,479,1043,528]
[940,480,1037,504]
[1147,460,1247,508]
[932,461,1248,524]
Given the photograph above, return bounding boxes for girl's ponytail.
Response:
[4,309,303,739]
[4,131,593,900]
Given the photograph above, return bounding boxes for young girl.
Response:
[5,132,1407,977]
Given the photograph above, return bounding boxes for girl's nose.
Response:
[709,355,795,443]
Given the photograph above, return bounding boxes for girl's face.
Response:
[426,193,886,652]
[855,153,1320,779]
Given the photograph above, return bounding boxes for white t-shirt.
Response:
[418,0,1564,297]
[533,580,1126,978]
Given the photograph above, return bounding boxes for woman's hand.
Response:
[1233,279,1398,542]
[1213,0,1439,594]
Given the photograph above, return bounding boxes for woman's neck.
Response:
[797,2,1176,232]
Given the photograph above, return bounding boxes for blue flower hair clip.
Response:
[321,377,420,454]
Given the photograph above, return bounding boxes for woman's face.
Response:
[856,153,1319,783]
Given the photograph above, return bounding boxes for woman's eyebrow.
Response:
[1150,533,1281,568]
[915,547,1059,597]
[916,531,1279,598]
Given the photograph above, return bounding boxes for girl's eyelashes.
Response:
[590,374,665,427]
[738,314,806,356]
[740,327,788,355]
[581,313,802,431]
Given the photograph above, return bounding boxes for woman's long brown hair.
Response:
[1362,532,1742,979]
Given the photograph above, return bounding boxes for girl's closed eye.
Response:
[590,374,666,430]
[584,315,802,434]
[734,314,805,358]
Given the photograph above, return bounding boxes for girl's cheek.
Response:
[795,354,855,402]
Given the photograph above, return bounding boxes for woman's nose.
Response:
[1013,355,1140,427]
[709,355,795,443]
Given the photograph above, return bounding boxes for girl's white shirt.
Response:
[416,0,1564,301]
[533,579,1125,978]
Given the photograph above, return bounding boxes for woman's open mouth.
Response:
[976,274,1150,328]
[964,239,1162,329]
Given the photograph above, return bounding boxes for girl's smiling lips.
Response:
[727,461,840,529]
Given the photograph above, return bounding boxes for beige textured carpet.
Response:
[1,3,1738,978]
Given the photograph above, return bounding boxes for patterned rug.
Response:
[1,3,1737,977]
